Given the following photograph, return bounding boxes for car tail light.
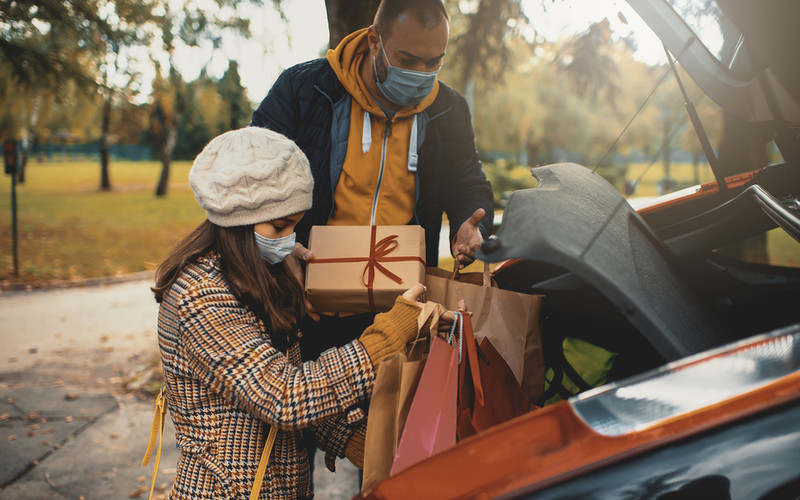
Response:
[571,325,800,436]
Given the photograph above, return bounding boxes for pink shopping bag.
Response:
[390,334,458,475]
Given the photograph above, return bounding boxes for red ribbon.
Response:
[309,225,426,311]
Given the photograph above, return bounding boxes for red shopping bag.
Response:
[457,313,535,440]
[390,334,458,475]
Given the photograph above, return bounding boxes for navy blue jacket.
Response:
[251,57,494,266]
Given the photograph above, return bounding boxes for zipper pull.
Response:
[384,117,392,138]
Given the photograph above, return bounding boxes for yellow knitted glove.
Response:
[359,296,422,369]
[344,429,366,469]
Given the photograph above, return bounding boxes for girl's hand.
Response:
[437,299,468,332]
[401,283,427,303]
[401,285,470,332]
[286,242,319,321]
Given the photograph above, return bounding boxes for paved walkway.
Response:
[0,278,358,499]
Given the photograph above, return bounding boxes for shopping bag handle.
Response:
[409,300,447,359]
[449,312,485,407]
[462,313,485,406]
[450,260,492,288]
[447,311,464,364]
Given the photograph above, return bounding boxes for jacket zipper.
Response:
[370,116,392,225]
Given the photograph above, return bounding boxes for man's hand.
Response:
[451,208,486,269]
[285,242,319,321]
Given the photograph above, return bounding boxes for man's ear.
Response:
[366,25,381,57]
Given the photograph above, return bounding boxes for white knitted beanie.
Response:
[189,127,314,227]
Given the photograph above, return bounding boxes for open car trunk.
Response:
[482,0,800,386]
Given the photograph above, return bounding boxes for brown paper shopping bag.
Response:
[361,350,425,492]
[361,301,447,492]
[426,264,546,403]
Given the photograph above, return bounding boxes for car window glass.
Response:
[664,0,754,75]
[714,228,800,268]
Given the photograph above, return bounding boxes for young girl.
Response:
[151,127,441,499]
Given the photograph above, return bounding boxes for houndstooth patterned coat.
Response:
[157,254,376,499]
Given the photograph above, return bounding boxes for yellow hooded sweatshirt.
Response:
[325,28,439,226]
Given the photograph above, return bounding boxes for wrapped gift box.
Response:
[305,225,426,313]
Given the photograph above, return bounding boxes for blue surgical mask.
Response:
[254,231,296,265]
[374,35,439,107]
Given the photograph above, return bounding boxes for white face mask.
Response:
[254,231,296,265]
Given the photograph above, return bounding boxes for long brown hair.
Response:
[152,219,304,350]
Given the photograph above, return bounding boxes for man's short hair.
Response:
[374,0,449,40]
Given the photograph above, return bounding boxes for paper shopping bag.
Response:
[390,335,458,475]
[456,314,535,440]
[425,264,545,403]
[361,301,448,492]
[361,351,425,492]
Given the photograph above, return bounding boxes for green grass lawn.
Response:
[625,161,717,197]
[0,160,205,287]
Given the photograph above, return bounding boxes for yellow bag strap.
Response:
[144,344,285,500]
[141,388,279,500]
[250,345,288,498]
[141,387,167,500]
[249,425,278,500]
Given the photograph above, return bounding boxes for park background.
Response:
[1,0,797,287]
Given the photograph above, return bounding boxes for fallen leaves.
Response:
[128,486,147,498]
[129,483,169,498]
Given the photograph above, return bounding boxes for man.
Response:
[251,0,494,360]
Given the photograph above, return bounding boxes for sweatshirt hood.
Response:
[326,28,438,118]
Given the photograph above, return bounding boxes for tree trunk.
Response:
[100,88,112,191]
[658,119,676,195]
[18,91,41,184]
[662,120,672,180]
[324,0,380,48]
[155,121,179,197]
[692,150,701,184]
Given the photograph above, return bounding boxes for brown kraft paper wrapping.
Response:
[305,225,426,313]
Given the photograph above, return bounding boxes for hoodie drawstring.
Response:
[362,111,372,153]
[408,115,418,172]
